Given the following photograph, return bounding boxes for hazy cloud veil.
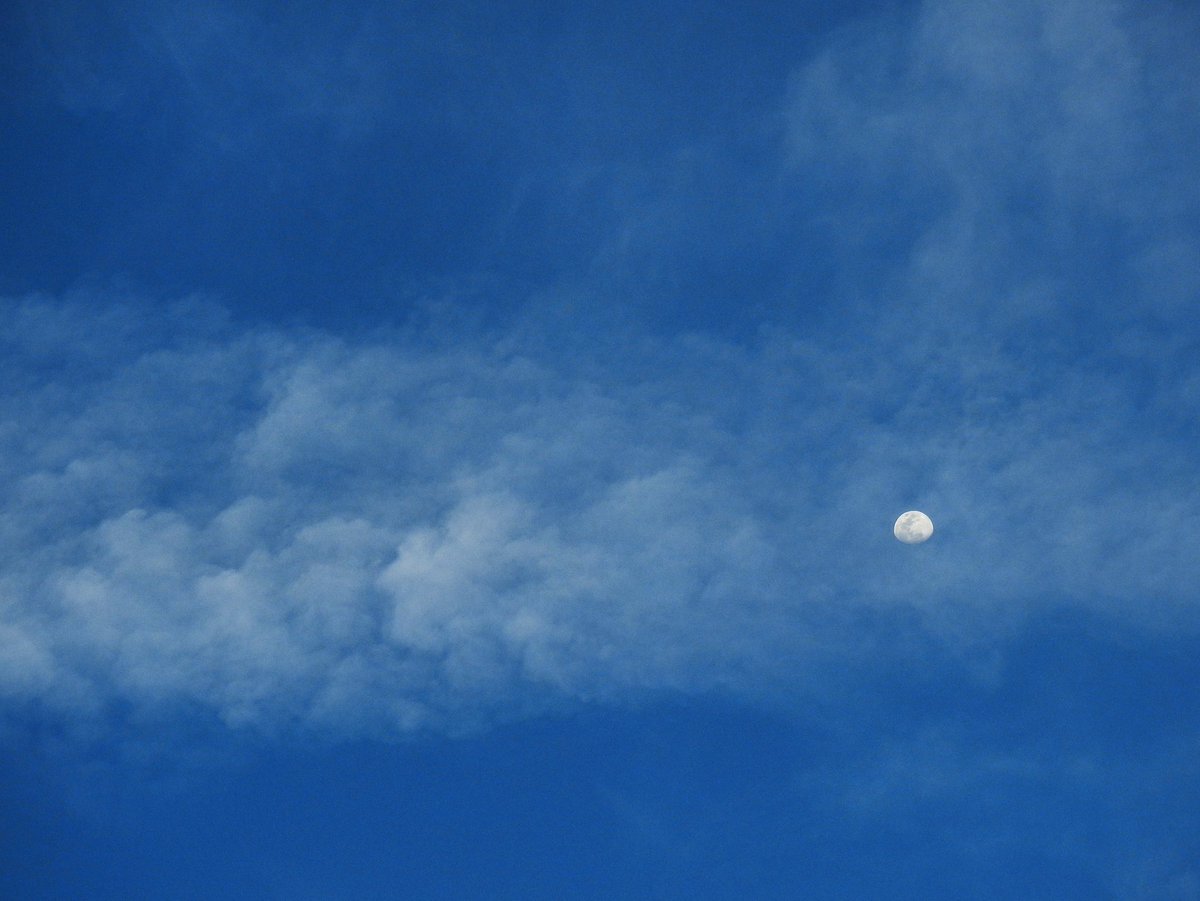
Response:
[2,0,1197,740]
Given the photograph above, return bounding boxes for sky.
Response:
[1,0,1198,898]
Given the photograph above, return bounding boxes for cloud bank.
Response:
[1,285,1196,737]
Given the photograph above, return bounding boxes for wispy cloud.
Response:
[785,0,1199,327]
[12,0,401,141]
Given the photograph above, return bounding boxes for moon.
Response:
[894,511,934,544]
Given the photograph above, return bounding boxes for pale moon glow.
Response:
[894,511,934,544]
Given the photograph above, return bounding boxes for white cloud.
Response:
[2,0,1198,738]
[0,280,1196,738]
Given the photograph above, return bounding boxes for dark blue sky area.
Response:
[6,616,1197,900]
[1,0,884,334]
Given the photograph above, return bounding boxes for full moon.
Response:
[894,511,934,544]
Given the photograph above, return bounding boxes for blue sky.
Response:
[2,1,1198,898]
